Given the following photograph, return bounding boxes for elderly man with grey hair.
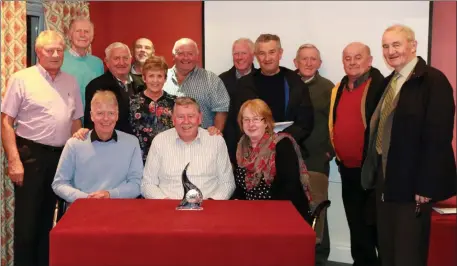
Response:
[61,17,104,109]
[162,38,230,131]
[83,42,144,134]
[1,30,83,266]
[294,43,334,266]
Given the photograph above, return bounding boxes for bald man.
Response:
[328,42,385,266]
[162,38,229,131]
[131,37,155,85]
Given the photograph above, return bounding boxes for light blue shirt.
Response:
[52,130,143,202]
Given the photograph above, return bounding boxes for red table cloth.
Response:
[428,196,456,266]
[50,199,316,266]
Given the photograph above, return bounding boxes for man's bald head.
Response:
[342,42,373,80]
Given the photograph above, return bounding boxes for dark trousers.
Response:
[14,137,62,266]
[375,155,432,266]
[339,165,380,266]
[315,214,330,266]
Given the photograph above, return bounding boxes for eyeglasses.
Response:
[242,117,264,124]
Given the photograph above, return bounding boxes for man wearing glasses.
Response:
[53,90,142,203]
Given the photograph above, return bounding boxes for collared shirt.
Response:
[347,70,371,90]
[52,130,143,202]
[131,65,142,75]
[1,64,84,146]
[162,66,230,128]
[142,127,235,200]
[68,48,84,57]
[394,56,419,98]
[90,129,118,142]
[235,67,252,79]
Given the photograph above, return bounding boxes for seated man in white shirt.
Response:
[52,90,143,203]
[142,97,235,200]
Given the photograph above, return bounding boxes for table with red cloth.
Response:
[428,196,457,266]
[50,199,316,266]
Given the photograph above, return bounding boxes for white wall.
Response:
[204,1,430,83]
[204,2,430,263]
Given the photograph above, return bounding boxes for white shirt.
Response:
[142,127,235,200]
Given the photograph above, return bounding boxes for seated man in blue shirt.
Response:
[52,90,143,202]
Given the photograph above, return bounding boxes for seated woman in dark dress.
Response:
[129,56,175,164]
[232,99,312,223]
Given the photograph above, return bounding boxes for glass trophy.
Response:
[176,163,204,210]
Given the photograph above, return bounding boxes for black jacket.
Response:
[219,65,257,100]
[84,70,144,134]
[363,57,456,202]
[226,67,314,162]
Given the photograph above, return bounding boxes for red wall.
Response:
[89,1,203,67]
[431,1,457,155]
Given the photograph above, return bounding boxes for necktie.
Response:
[375,73,400,154]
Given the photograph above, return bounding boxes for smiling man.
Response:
[130,37,155,85]
[61,17,104,109]
[328,42,385,266]
[141,97,235,200]
[1,30,83,266]
[362,24,456,266]
[162,38,230,131]
[226,34,314,164]
[53,90,142,203]
[84,42,144,134]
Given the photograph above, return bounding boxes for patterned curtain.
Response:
[1,2,27,265]
[43,1,90,49]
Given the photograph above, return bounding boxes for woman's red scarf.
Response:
[236,132,311,201]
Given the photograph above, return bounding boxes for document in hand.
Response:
[274,121,294,133]
[432,207,457,215]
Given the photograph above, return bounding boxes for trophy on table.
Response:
[176,162,204,210]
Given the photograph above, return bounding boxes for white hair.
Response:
[233,38,255,54]
[385,24,416,42]
[172,38,199,56]
[105,42,131,59]
[35,30,65,50]
[295,43,321,60]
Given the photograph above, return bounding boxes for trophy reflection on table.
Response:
[176,163,203,210]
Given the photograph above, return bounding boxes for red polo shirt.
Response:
[333,80,369,168]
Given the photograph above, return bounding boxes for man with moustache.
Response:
[162,38,230,131]
[131,37,155,86]
[53,90,142,203]
[328,42,385,266]
[226,34,314,163]
[294,43,334,266]
[61,17,104,109]
[362,24,456,266]
[141,97,235,200]
[1,30,83,266]
[84,42,144,134]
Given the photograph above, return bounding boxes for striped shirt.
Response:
[162,66,230,128]
[141,127,235,200]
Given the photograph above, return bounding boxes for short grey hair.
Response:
[233,38,255,54]
[172,38,199,56]
[173,97,201,113]
[105,42,131,59]
[295,43,321,60]
[69,17,94,32]
[385,24,416,42]
[91,90,119,111]
[35,30,65,50]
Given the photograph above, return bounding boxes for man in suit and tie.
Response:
[362,24,456,266]
[83,42,144,134]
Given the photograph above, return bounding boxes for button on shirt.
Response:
[162,66,230,128]
[1,64,84,147]
[142,127,235,200]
